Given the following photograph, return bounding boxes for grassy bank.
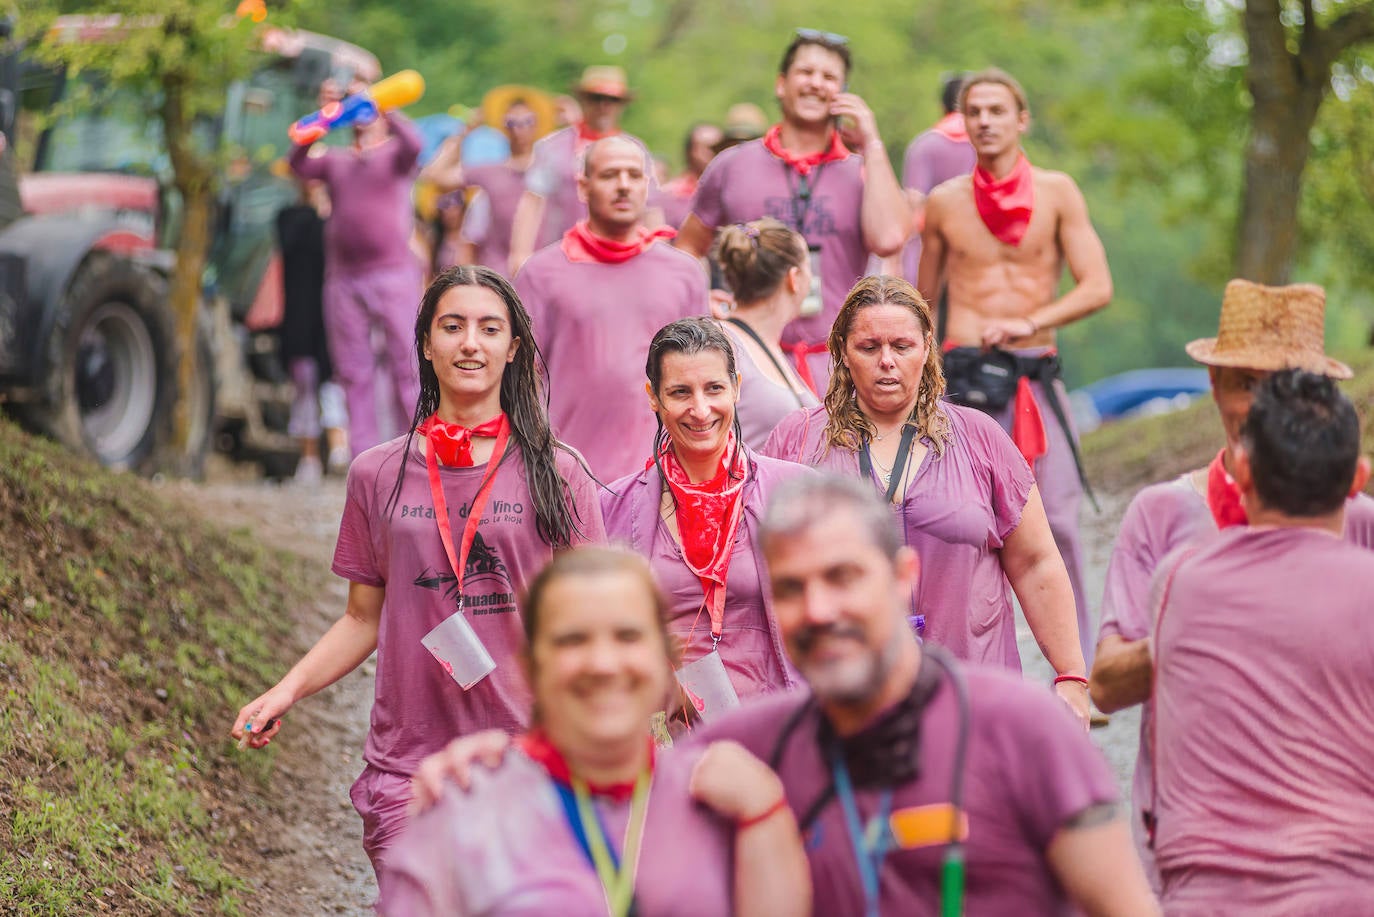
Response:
[1082,346,1374,494]
[0,418,319,915]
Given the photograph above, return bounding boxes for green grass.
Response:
[0,417,318,914]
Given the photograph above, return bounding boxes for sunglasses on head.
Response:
[505,115,537,129]
[583,92,625,105]
[795,27,849,47]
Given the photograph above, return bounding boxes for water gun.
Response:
[288,70,426,146]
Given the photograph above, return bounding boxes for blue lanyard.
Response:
[831,752,893,917]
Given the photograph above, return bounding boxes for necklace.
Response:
[871,421,907,442]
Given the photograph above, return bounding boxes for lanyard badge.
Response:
[564,771,652,917]
[418,418,511,690]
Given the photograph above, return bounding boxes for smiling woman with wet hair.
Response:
[763,275,1091,729]
[232,265,606,891]
[600,317,811,722]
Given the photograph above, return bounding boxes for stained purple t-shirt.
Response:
[1097,479,1374,892]
[514,241,707,482]
[600,449,808,699]
[694,658,1119,916]
[1151,526,1374,913]
[462,162,528,275]
[723,323,820,449]
[289,114,422,276]
[691,139,870,386]
[379,743,732,916]
[332,434,606,778]
[763,404,1034,668]
[899,128,975,283]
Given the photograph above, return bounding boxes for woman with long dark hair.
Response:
[601,317,808,721]
[762,275,1090,728]
[232,265,605,887]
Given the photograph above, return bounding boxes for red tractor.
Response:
[0,17,379,475]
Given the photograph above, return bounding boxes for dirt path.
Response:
[162,460,375,916]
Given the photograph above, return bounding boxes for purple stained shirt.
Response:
[1151,526,1374,913]
[462,162,528,275]
[514,241,707,482]
[723,323,820,449]
[332,434,606,778]
[1096,479,1374,892]
[693,658,1119,916]
[379,743,733,916]
[690,139,870,376]
[289,114,423,276]
[899,128,976,283]
[763,404,1033,668]
[600,449,808,699]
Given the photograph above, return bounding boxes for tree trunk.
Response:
[169,186,211,463]
[1234,88,1322,284]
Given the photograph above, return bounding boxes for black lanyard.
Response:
[858,425,918,504]
[725,317,809,409]
[782,162,827,236]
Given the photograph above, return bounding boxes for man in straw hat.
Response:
[1088,278,1374,892]
[1148,368,1374,910]
[508,65,641,274]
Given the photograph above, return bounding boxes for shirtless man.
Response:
[917,67,1111,663]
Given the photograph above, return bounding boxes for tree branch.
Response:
[1320,3,1374,60]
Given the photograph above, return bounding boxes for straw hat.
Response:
[479,84,558,139]
[574,65,634,101]
[713,102,769,153]
[1186,279,1351,379]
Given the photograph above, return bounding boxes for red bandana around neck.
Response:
[658,432,748,638]
[972,153,1034,246]
[561,220,676,265]
[931,111,969,143]
[419,412,506,467]
[1206,448,1248,529]
[518,729,654,803]
[762,124,850,177]
[575,123,618,146]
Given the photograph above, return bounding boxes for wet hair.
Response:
[779,32,852,79]
[385,266,587,549]
[644,317,745,480]
[760,473,903,562]
[823,275,950,456]
[711,218,807,305]
[958,67,1029,114]
[1240,369,1360,517]
[940,72,968,114]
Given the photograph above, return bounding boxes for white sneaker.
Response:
[294,454,323,486]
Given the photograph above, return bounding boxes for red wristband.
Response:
[737,797,788,831]
[1053,674,1089,688]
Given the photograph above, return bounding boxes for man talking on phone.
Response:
[675,29,909,395]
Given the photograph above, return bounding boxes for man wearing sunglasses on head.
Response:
[676,29,910,396]
[508,65,642,275]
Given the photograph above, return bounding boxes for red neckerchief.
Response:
[658,432,748,638]
[931,111,969,143]
[972,153,1035,246]
[561,220,676,265]
[518,729,654,803]
[1206,448,1248,529]
[784,341,829,397]
[418,412,506,467]
[575,123,618,145]
[762,124,850,177]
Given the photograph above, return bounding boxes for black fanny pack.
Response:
[942,347,1049,411]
